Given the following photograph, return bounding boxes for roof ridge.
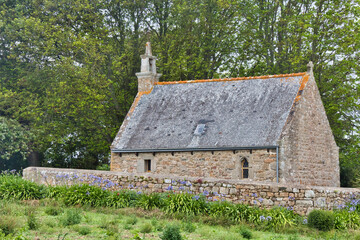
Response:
[155,72,307,85]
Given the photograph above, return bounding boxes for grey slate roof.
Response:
[112,74,307,151]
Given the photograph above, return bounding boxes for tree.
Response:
[0,117,33,170]
[0,0,359,185]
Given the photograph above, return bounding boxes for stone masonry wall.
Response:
[24,167,359,215]
[279,73,340,187]
[111,149,277,182]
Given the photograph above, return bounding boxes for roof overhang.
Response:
[111,146,278,153]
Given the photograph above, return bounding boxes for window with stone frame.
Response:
[144,159,151,172]
[241,158,249,179]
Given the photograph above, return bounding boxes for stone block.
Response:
[220,187,229,195]
[296,200,313,207]
[305,190,315,198]
[164,179,172,184]
[230,188,237,195]
[262,199,274,206]
[315,197,326,208]
[279,192,289,197]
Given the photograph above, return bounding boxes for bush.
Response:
[0,173,44,200]
[60,209,82,226]
[182,221,196,233]
[27,213,39,230]
[151,217,164,231]
[0,216,18,235]
[239,226,252,239]
[140,222,153,233]
[106,190,140,208]
[265,206,296,230]
[164,193,207,215]
[74,226,91,235]
[62,184,110,207]
[137,193,164,210]
[308,210,335,231]
[160,225,182,240]
[96,164,110,171]
[333,209,360,230]
[125,215,138,225]
[45,206,63,216]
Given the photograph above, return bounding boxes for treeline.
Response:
[0,0,359,186]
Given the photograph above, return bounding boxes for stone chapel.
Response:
[110,42,340,187]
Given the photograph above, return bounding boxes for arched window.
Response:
[241,158,249,179]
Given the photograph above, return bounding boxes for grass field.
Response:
[1,199,360,240]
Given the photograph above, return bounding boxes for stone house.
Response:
[110,42,340,187]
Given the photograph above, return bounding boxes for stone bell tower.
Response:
[135,42,162,92]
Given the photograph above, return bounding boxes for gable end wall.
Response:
[279,74,339,187]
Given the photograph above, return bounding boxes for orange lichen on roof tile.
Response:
[128,88,153,115]
[294,74,310,102]
[155,72,307,85]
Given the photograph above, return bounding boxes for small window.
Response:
[144,160,151,172]
[241,158,249,179]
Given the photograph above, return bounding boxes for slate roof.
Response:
[111,73,309,152]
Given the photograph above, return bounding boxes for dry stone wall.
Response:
[24,167,359,215]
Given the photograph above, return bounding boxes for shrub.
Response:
[140,222,153,233]
[45,185,68,199]
[124,224,132,230]
[27,213,39,230]
[74,226,91,235]
[160,225,182,240]
[0,173,44,200]
[44,219,56,228]
[264,206,296,230]
[333,209,360,230]
[182,221,196,233]
[208,201,262,223]
[60,209,82,226]
[106,190,140,208]
[125,215,138,225]
[239,226,252,239]
[164,193,207,215]
[62,184,110,207]
[308,210,335,231]
[106,225,119,236]
[137,193,164,210]
[0,216,18,235]
[96,164,110,171]
[151,217,164,231]
[45,206,63,216]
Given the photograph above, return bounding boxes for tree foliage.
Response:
[0,117,33,170]
[0,0,359,185]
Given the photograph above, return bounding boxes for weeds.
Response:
[125,215,138,225]
[239,225,253,239]
[160,224,182,240]
[140,222,153,233]
[0,216,18,235]
[73,226,91,235]
[60,208,82,226]
[45,206,63,216]
[182,221,196,233]
[27,213,39,230]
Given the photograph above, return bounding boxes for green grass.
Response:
[1,199,360,239]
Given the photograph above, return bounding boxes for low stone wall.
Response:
[23,167,360,215]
